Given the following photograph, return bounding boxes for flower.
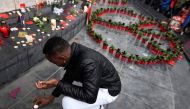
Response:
[33,17,40,22]
[42,17,47,22]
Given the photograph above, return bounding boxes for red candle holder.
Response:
[0,38,3,46]
[0,20,10,38]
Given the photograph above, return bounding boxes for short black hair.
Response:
[43,37,70,56]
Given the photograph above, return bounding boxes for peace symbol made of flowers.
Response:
[87,7,183,65]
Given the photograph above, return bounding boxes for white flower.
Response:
[42,17,47,22]
[33,17,39,22]
[25,35,34,43]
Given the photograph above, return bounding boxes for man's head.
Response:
[43,37,71,67]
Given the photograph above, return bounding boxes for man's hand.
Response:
[33,95,55,108]
[35,79,59,89]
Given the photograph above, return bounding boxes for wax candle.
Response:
[51,19,56,30]
[14,46,18,49]
[22,44,26,46]
[33,104,39,109]
[38,39,42,42]
[47,34,50,37]
[11,37,15,40]
[21,40,25,43]
[16,42,21,44]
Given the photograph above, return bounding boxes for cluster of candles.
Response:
[7,0,78,49]
[11,27,51,49]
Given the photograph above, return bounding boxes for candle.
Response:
[47,34,50,37]
[38,39,42,42]
[22,44,26,46]
[27,28,30,30]
[11,37,15,40]
[16,42,21,44]
[14,46,18,49]
[33,104,39,109]
[51,19,56,30]
[62,0,65,5]
[16,11,22,16]
[23,28,26,30]
[32,34,36,36]
[21,40,25,43]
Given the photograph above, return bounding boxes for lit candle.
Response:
[21,41,25,43]
[22,44,26,46]
[47,34,50,37]
[14,46,18,49]
[38,39,42,42]
[16,42,21,44]
[11,37,15,40]
[33,104,39,109]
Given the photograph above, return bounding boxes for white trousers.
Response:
[62,88,118,109]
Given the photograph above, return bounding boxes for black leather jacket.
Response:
[52,42,121,104]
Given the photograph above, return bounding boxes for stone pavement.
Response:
[1,2,190,109]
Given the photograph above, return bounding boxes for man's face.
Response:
[46,54,67,67]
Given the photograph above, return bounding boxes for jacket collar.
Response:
[64,42,79,69]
